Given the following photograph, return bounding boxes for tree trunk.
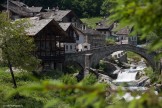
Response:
[8,59,17,88]
[4,41,17,88]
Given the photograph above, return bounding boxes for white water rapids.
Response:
[114,70,138,82]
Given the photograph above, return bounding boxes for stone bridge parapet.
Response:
[65,44,158,71]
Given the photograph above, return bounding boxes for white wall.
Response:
[77,43,90,51]
[76,34,85,44]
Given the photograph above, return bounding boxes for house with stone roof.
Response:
[40,8,83,29]
[1,0,42,19]
[96,18,114,39]
[26,17,69,69]
[112,26,137,45]
[82,28,106,49]
[59,22,79,53]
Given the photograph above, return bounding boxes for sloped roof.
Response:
[1,4,33,17]
[74,28,86,36]
[83,28,101,35]
[10,0,27,7]
[40,10,72,21]
[96,18,114,30]
[116,26,132,35]
[59,23,71,31]
[26,17,53,36]
[26,17,68,40]
[28,7,42,13]
[1,0,42,17]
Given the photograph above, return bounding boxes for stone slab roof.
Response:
[1,4,32,17]
[40,10,71,21]
[116,26,132,35]
[1,0,42,17]
[26,17,53,36]
[59,23,71,31]
[28,7,43,13]
[83,28,101,36]
[74,28,85,36]
[26,17,68,41]
[96,18,114,30]
[10,0,27,7]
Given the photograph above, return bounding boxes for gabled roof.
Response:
[83,28,101,36]
[40,10,71,21]
[59,23,71,31]
[74,28,86,36]
[1,0,42,17]
[10,0,27,7]
[53,10,71,21]
[26,17,67,38]
[96,18,114,30]
[28,7,43,13]
[116,26,132,35]
[26,17,52,36]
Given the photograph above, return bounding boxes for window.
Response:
[70,45,72,50]
[84,46,87,48]
[76,36,79,40]
[66,45,68,50]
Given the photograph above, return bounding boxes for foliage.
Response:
[101,0,117,16]
[81,73,98,85]
[81,17,103,28]
[1,67,162,108]
[127,51,142,63]
[22,0,104,17]
[0,13,40,72]
[144,67,160,83]
[106,38,116,45]
[99,60,107,72]
[110,0,162,55]
[60,74,78,85]
[0,0,116,17]
[64,65,81,74]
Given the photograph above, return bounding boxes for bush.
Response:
[82,74,98,85]
[106,38,116,45]
[60,74,78,85]
[144,67,158,83]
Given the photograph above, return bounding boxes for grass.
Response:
[0,66,98,108]
[81,17,103,29]
[81,17,115,29]
[127,51,143,63]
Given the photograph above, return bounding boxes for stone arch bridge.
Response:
[65,44,158,71]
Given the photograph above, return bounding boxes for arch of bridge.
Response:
[65,44,157,70]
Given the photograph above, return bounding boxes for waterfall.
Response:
[114,70,138,82]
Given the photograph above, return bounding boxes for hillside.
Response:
[81,17,103,29]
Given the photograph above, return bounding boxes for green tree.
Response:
[0,13,39,88]
[106,38,116,45]
[101,0,117,16]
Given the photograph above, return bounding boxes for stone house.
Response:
[74,28,90,52]
[59,23,78,53]
[112,26,137,46]
[82,28,106,49]
[26,17,70,69]
[59,23,91,52]
[96,18,114,39]
[40,8,83,29]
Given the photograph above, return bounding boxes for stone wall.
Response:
[65,44,157,71]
